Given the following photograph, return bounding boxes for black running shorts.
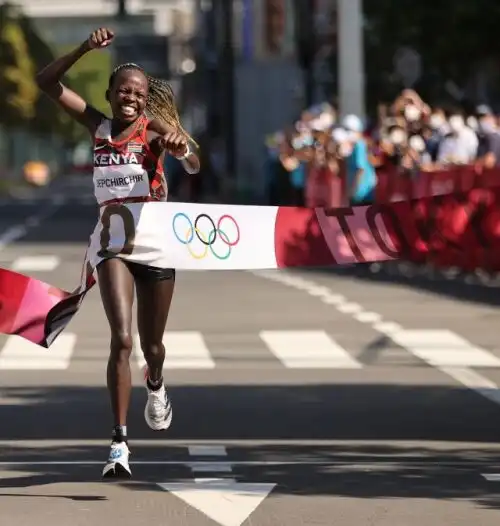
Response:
[98,258,176,283]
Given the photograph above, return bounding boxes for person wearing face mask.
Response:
[381,124,408,168]
[407,134,431,172]
[392,89,431,123]
[425,109,448,162]
[342,115,377,205]
[476,105,500,168]
[437,110,478,166]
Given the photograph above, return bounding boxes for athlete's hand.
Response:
[159,131,188,159]
[87,28,115,50]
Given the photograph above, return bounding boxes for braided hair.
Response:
[108,63,195,146]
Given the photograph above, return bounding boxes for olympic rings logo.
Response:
[172,212,240,260]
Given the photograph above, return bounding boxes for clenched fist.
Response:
[87,27,115,50]
[159,131,188,159]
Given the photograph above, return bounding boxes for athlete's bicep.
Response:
[147,131,163,157]
[42,82,105,133]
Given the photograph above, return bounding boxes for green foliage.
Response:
[0,4,38,126]
[363,0,500,109]
[0,3,113,145]
[57,43,111,116]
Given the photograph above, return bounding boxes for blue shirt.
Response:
[290,161,306,189]
[346,139,376,203]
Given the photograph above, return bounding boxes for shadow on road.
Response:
[0,384,500,507]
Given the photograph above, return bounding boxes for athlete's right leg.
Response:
[97,258,135,479]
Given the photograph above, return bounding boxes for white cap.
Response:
[342,114,363,133]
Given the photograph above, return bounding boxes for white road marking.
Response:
[134,331,215,369]
[373,322,403,335]
[0,205,62,251]
[157,479,276,526]
[0,333,76,370]
[188,444,230,473]
[188,462,233,473]
[337,302,363,314]
[12,255,60,272]
[0,225,27,249]
[391,330,500,368]
[188,445,228,457]
[482,474,500,481]
[251,270,500,408]
[355,312,382,323]
[260,330,362,369]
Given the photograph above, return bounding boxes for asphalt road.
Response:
[1,177,500,526]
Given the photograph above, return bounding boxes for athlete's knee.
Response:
[109,330,133,361]
[141,338,165,360]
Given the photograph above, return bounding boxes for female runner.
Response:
[36,27,200,479]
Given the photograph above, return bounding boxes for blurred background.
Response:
[4,0,500,207]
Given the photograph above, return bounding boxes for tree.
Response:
[0,3,37,127]
[362,0,500,111]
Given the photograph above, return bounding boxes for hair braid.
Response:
[108,63,197,147]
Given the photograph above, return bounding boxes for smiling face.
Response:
[108,68,148,124]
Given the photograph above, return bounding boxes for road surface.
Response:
[0,177,500,526]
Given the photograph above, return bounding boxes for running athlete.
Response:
[36,27,200,479]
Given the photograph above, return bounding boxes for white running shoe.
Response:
[102,441,132,479]
[143,367,173,431]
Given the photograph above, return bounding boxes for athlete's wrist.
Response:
[175,144,191,161]
[80,40,92,54]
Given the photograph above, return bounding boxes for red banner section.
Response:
[304,164,500,208]
[375,165,483,203]
[276,186,500,273]
[303,163,500,271]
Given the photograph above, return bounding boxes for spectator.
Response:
[476,104,500,168]
[424,108,448,161]
[342,114,377,205]
[437,109,478,166]
[264,88,500,207]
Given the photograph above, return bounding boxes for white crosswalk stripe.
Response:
[0,333,76,370]
[133,331,216,370]
[11,256,61,272]
[0,329,499,373]
[259,330,362,369]
[390,329,500,368]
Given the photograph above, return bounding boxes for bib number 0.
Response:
[97,204,137,258]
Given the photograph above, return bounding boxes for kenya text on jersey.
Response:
[94,152,140,166]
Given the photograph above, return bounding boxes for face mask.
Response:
[338,143,353,157]
[390,129,407,145]
[291,137,303,150]
[302,133,314,147]
[466,116,478,131]
[448,115,464,133]
[429,114,445,130]
[404,105,421,122]
[409,135,425,153]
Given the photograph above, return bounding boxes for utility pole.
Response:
[220,0,236,179]
[117,0,127,18]
[337,0,365,119]
[294,0,315,107]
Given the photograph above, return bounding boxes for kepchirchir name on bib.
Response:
[96,174,145,188]
[94,152,141,166]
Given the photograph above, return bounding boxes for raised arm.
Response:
[36,28,114,134]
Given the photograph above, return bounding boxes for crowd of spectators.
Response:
[265,89,500,207]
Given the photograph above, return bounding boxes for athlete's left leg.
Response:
[135,267,176,431]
